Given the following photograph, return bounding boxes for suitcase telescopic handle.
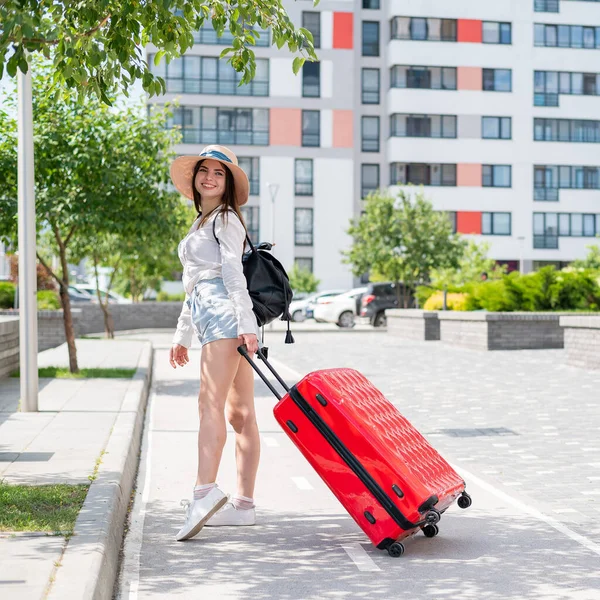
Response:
[237,345,292,401]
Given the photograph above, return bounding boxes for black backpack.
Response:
[213,214,294,345]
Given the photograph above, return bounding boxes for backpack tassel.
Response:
[285,317,295,344]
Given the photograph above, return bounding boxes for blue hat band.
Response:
[199,150,233,164]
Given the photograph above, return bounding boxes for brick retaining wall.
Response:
[386,310,440,341]
[0,316,19,378]
[438,312,568,351]
[560,316,600,370]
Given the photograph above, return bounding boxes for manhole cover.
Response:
[435,427,518,437]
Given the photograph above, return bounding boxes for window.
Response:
[302,110,320,147]
[534,0,559,12]
[534,70,600,105]
[390,114,457,138]
[165,106,269,145]
[149,55,269,96]
[302,12,321,48]
[534,212,599,247]
[302,62,320,98]
[482,212,511,235]
[483,165,512,187]
[390,65,457,90]
[363,0,380,7]
[295,257,313,273]
[362,21,380,56]
[535,23,600,49]
[295,208,314,246]
[361,164,380,198]
[362,68,380,104]
[482,22,512,44]
[295,159,313,196]
[238,157,260,196]
[446,211,457,234]
[391,17,457,41]
[362,116,380,152]
[534,165,600,200]
[240,206,260,242]
[390,163,457,186]
[534,118,600,142]
[194,24,270,47]
[482,117,512,139]
[483,69,512,92]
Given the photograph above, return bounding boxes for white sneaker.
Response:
[205,502,256,527]
[175,487,228,541]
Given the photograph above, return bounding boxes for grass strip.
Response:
[0,482,89,534]
[11,367,136,379]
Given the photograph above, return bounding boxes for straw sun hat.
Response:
[169,145,249,206]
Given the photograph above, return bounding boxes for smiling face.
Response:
[194,159,227,203]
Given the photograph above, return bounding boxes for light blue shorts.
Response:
[188,277,256,347]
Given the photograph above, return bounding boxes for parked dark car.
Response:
[359,282,401,327]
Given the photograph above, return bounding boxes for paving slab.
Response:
[116,333,600,600]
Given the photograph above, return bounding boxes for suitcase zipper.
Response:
[288,387,421,531]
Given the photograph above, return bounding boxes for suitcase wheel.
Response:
[422,524,439,538]
[457,492,472,509]
[425,508,441,525]
[387,542,405,558]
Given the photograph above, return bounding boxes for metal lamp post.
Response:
[17,65,39,412]
[266,182,279,247]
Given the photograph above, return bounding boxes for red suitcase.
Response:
[239,346,472,557]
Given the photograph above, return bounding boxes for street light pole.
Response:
[266,182,279,246]
[17,65,39,412]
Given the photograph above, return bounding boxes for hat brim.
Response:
[170,155,249,206]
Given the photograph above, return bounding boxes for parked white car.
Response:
[313,287,368,328]
[289,289,346,322]
[75,284,132,304]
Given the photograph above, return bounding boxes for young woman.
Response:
[169,145,260,541]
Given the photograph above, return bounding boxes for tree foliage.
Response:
[571,242,600,271]
[0,0,319,103]
[0,65,186,367]
[288,263,320,295]
[343,189,465,305]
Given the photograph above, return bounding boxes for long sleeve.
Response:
[172,295,194,348]
[215,213,257,336]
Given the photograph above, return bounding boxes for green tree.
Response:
[0,68,184,370]
[1,0,318,102]
[288,264,320,295]
[430,240,505,287]
[343,189,465,307]
[571,242,600,271]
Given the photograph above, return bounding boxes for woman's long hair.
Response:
[192,159,247,235]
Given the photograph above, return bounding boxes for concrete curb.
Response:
[47,341,153,600]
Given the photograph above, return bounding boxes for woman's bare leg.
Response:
[196,338,241,486]
[226,355,260,499]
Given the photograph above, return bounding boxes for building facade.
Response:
[147,0,600,289]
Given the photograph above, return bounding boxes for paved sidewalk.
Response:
[116,331,600,600]
[0,339,147,600]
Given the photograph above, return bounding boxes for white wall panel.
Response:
[269,58,301,97]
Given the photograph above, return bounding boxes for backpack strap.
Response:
[212,210,253,250]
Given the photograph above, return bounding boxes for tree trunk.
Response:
[93,253,115,339]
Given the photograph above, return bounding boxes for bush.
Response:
[156,291,186,302]
[416,284,467,308]
[37,290,60,310]
[0,281,15,308]
[551,270,600,310]
[423,291,470,311]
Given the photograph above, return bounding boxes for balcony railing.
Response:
[533,235,559,249]
[534,187,559,201]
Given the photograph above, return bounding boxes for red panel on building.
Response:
[333,12,353,49]
[457,211,482,234]
[457,19,482,43]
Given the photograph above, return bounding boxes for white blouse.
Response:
[172,209,257,348]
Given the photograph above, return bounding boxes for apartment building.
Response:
[147,0,600,289]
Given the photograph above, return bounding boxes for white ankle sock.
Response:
[231,494,254,510]
[193,483,216,500]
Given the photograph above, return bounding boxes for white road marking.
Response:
[341,543,381,572]
[291,476,313,490]
[120,388,156,600]
[453,463,600,558]
[262,436,279,448]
